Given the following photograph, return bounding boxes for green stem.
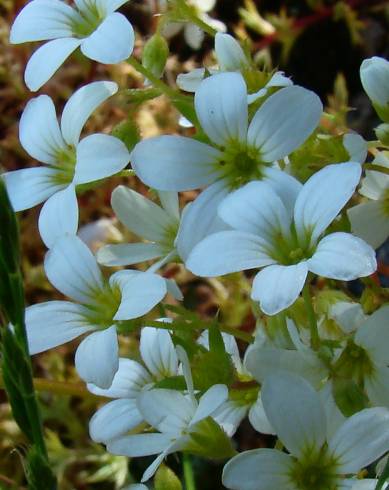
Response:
[127,57,177,98]
[364,163,389,175]
[183,454,196,490]
[302,282,320,351]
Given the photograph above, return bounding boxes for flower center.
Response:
[71,1,105,38]
[216,141,268,190]
[51,146,77,185]
[83,284,122,328]
[289,446,339,490]
[269,223,315,266]
[160,220,180,254]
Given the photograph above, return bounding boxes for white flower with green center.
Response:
[348,151,389,249]
[10,0,134,91]
[107,346,228,482]
[25,235,167,388]
[131,72,322,195]
[223,373,389,490]
[187,162,377,315]
[88,325,179,443]
[3,81,130,248]
[329,302,389,408]
[360,56,389,122]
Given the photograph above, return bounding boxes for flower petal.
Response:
[74,134,129,184]
[348,200,389,250]
[262,373,327,457]
[329,407,389,473]
[61,81,118,146]
[215,33,248,71]
[176,68,206,92]
[38,184,78,248]
[2,167,62,212]
[111,186,175,242]
[176,181,230,261]
[97,243,164,266]
[308,232,377,280]
[364,367,389,408]
[248,396,275,435]
[186,230,274,277]
[247,86,322,161]
[108,433,172,457]
[89,398,143,442]
[131,135,221,191]
[213,400,248,437]
[80,12,134,63]
[343,133,367,164]
[75,326,119,388]
[195,72,248,146]
[10,0,78,43]
[294,162,362,243]
[44,235,104,302]
[19,95,66,165]
[191,384,228,426]
[354,305,389,365]
[25,301,93,355]
[262,166,302,212]
[25,38,81,91]
[218,180,291,241]
[251,262,308,316]
[222,448,293,490]
[87,358,152,398]
[184,22,204,50]
[140,326,178,379]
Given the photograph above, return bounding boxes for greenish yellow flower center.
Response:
[160,221,180,255]
[269,224,315,266]
[71,1,105,38]
[51,146,77,185]
[217,141,268,190]
[289,446,339,490]
[83,284,122,328]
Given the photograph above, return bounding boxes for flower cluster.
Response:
[4,2,389,489]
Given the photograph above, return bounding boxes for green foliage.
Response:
[155,464,183,490]
[112,117,141,152]
[332,378,368,417]
[25,447,57,490]
[185,417,236,460]
[142,34,169,80]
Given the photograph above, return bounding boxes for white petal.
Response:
[354,305,389,365]
[184,23,204,50]
[176,68,206,92]
[328,301,366,334]
[137,389,195,434]
[248,396,275,435]
[61,81,118,146]
[10,0,78,43]
[98,0,129,14]
[176,181,230,261]
[244,346,327,387]
[87,358,151,398]
[329,407,389,473]
[141,444,178,482]
[19,95,66,165]
[195,0,216,12]
[213,400,248,437]
[348,201,389,250]
[80,12,134,63]
[89,398,142,442]
[343,133,367,163]
[2,167,62,212]
[112,272,167,320]
[25,301,93,354]
[360,57,389,106]
[191,384,228,425]
[44,235,104,302]
[158,191,180,219]
[247,86,322,161]
[215,33,248,71]
[262,373,327,457]
[140,326,178,379]
[222,448,293,490]
[319,382,346,440]
[218,180,291,241]
[74,134,129,184]
[131,135,221,191]
[262,166,302,212]
[111,186,175,242]
[75,326,118,388]
[251,262,308,316]
[38,185,78,248]
[365,367,389,407]
[176,345,195,402]
[359,154,389,199]
[345,480,379,490]
[294,162,362,243]
[108,433,172,457]
[308,232,377,280]
[195,72,248,146]
[97,243,164,266]
[25,38,81,91]
[186,230,274,277]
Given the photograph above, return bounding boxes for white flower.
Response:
[3,81,130,248]
[360,56,389,121]
[223,372,389,490]
[10,0,134,91]
[348,151,389,249]
[78,218,123,252]
[107,346,228,482]
[88,325,179,443]
[187,162,377,315]
[131,72,321,194]
[25,235,167,388]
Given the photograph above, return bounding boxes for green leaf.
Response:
[153,375,187,390]
[376,456,389,490]
[155,464,182,490]
[122,87,162,103]
[142,33,169,79]
[192,349,234,390]
[26,446,57,490]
